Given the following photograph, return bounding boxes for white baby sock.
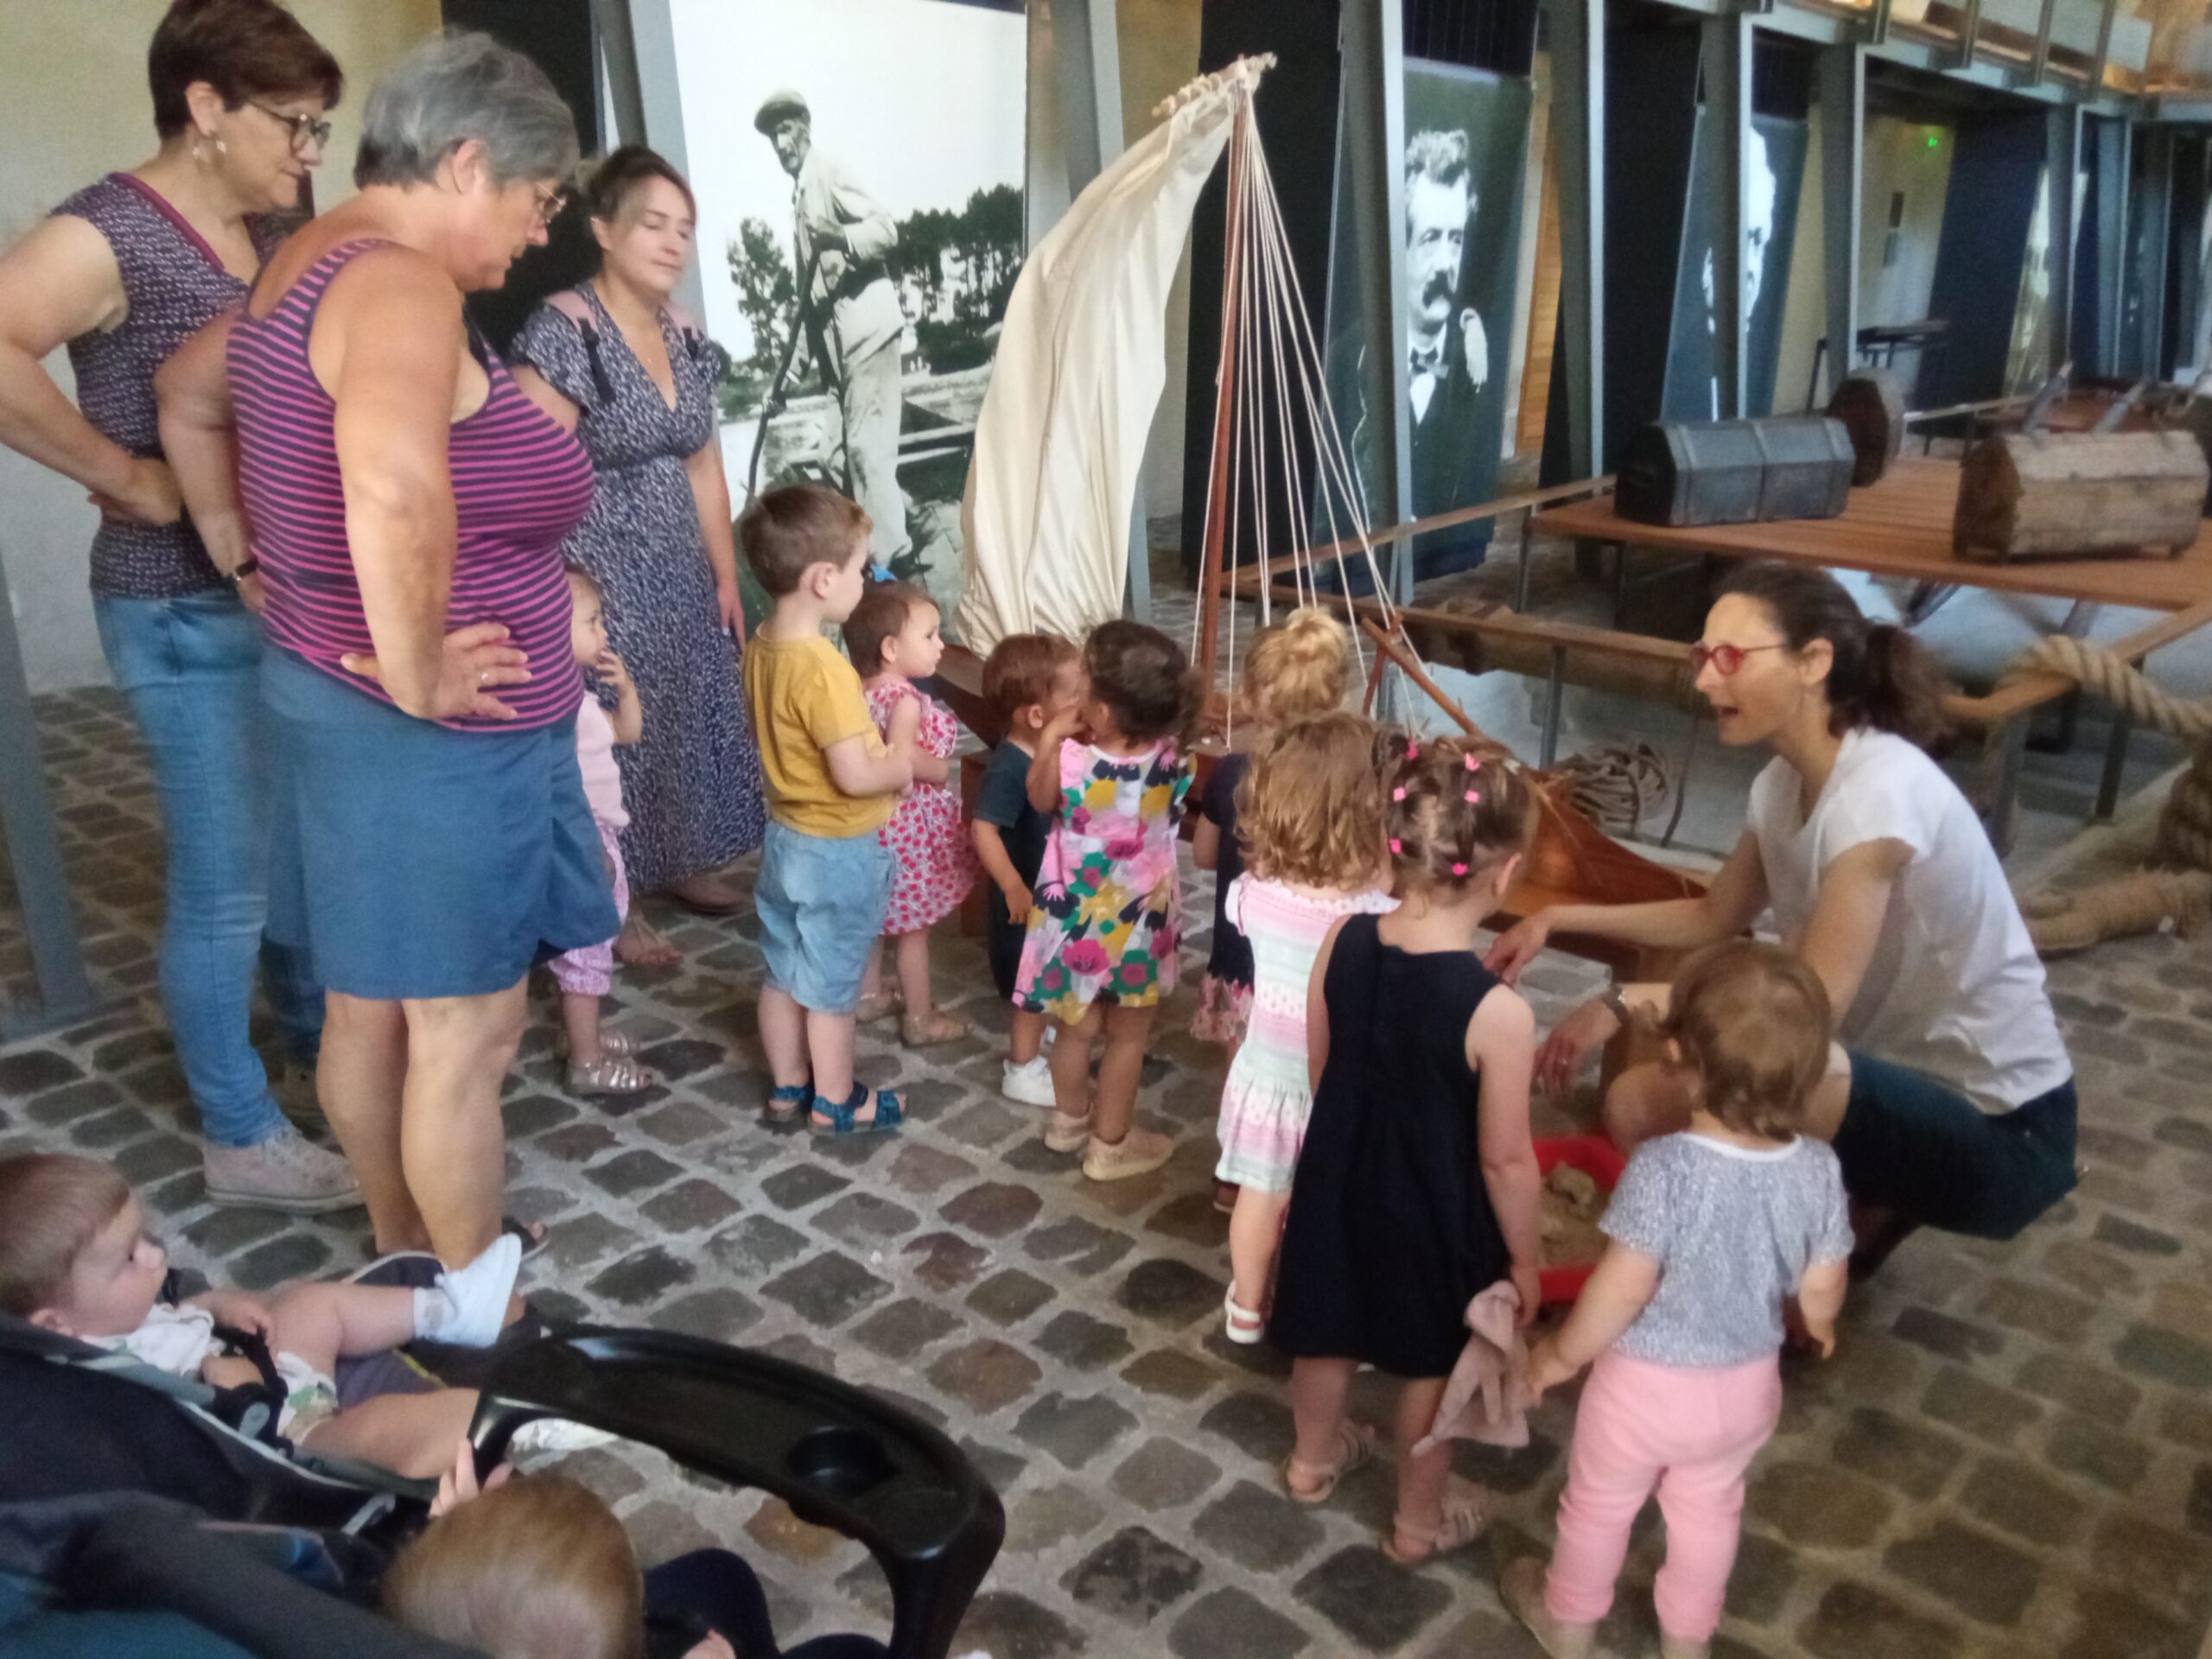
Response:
[413,1232,522,1347]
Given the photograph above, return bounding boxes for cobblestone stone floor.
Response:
[4,680,2212,1659]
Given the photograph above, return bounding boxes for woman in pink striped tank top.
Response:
[159,34,609,1278]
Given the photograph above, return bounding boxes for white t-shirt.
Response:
[1745,728,2070,1112]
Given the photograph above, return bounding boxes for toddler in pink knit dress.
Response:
[843,582,976,1046]
[1501,943,1851,1659]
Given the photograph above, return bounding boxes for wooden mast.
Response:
[1193,93,1249,693]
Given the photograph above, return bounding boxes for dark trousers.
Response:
[645,1550,888,1659]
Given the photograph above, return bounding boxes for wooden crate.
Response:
[1954,431,2208,562]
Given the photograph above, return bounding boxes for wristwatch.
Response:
[1599,986,1633,1028]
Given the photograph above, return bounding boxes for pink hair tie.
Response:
[1452,861,1469,876]
[1465,753,1482,772]
[1389,838,1403,855]
[1464,788,1480,804]
[1404,740,1420,760]
[1391,785,1407,801]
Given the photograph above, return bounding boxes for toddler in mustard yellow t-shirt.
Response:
[739,486,916,1135]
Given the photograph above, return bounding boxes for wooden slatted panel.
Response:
[1516,131,1562,458]
[1529,457,2212,611]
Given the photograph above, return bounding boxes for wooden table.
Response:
[1528,455,2212,613]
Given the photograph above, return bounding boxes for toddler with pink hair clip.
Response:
[1266,732,1548,1567]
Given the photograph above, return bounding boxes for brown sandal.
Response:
[901,1008,971,1047]
[855,989,904,1026]
[1281,1421,1374,1505]
[1383,1477,1491,1564]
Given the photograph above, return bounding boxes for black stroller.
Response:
[0,1304,1003,1659]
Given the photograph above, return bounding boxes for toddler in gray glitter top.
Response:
[1501,943,1852,1659]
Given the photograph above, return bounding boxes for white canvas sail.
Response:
[956,65,1254,654]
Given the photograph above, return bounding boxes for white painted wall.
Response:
[0,0,441,693]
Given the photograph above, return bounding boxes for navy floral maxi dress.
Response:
[513,286,766,893]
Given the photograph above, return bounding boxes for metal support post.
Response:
[2027,0,2057,85]
[1050,0,1148,620]
[588,0,646,147]
[0,547,98,1039]
[622,0,707,325]
[2101,118,2131,376]
[2134,128,2174,378]
[1548,0,1606,480]
[2087,0,2119,96]
[1819,45,1865,403]
[1344,0,1415,602]
[1702,12,1752,422]
[1955,0,1983,68]
[2047,105,2080,379]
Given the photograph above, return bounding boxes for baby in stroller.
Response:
[0,1153,518,1479]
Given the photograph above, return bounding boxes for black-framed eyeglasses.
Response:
[1689,641,1789,677]
[251,103,333,151]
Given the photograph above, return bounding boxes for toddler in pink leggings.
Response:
[1501,943,1852,1659]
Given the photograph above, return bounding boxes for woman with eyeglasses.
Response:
[0,0,357,1215]
[156,32,607,1281]
[1488,562,2075,1262]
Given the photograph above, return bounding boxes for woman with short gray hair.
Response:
[158,30,605,1276]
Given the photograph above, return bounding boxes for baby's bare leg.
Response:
[267,1281,420,1378]
[298,1387,479,1481]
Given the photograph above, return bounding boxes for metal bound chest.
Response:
[1617,416,1856,527]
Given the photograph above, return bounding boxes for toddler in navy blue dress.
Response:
[1269,734,1545,1566]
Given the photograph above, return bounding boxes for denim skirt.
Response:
[263,648,618,1000]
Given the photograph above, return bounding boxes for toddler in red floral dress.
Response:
[844,582,978,1046]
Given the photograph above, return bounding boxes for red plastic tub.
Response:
[1534,1134,1627,1307]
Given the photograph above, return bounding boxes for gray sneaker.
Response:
[203,1125,363,1214]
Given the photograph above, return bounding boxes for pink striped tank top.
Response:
[230,238,594,731]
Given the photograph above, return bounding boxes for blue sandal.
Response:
[811,1084,904,1136]
[765,1082,814,1126]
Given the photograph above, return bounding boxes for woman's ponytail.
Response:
[1853,624,1952,751]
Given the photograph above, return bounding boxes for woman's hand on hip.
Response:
[1533,995,1622,1101]
[1484,909,1554,984]
[87,457,183,527]
[340,622,531,721]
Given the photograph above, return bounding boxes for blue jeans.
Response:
[93,590,321,1147]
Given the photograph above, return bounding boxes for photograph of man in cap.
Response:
[756,88,912,569]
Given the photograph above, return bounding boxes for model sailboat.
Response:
[950,54,1700,918]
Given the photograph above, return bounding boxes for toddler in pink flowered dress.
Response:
[842,582,977,1046]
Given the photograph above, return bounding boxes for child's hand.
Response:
[1799,1309,1837,1359]
[594,649,633,695]
[683,1635,738,1659]
[429,1437,513,1518]
[191,1288,274,1339]
[1001,877,1034,924]
[1040,704,1084,746]
[1523,1338,1578,1403]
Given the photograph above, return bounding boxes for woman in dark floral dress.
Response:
[512,147,766,964]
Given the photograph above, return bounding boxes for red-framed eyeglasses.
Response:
[1689,642,1789,676]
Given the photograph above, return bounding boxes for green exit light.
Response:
[1927,133,1940,148]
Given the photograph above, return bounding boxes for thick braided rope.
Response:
[1998,635,2212,870]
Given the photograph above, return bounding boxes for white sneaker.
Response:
[1001,1054,1056,1107]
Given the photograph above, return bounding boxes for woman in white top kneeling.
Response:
[1489,562,2075,1254]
